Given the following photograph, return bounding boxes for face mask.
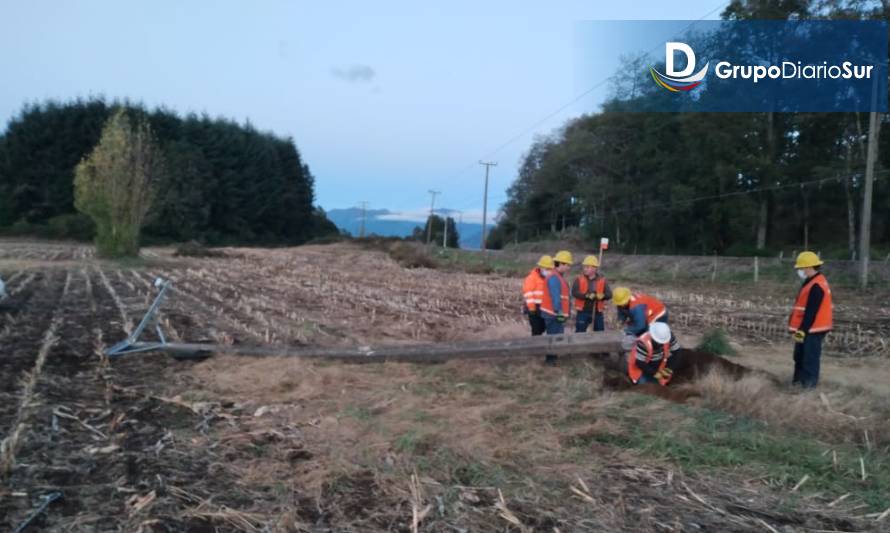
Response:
[797,269,807,280]
[540,269,550,277]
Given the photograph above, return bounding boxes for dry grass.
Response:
[6,240,890,531]
[693,368,890,446]
[183,349,890,528]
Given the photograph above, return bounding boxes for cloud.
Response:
[331,64,376,83]
[375,208,493,225]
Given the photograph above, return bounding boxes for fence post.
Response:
[711,254,718,282]
[754,256,759,283]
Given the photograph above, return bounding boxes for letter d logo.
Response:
[649,42,709,92]
[666,42,696,77]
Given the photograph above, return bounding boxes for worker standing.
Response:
[788,251,832,388]
[540,250,574,365]
[522,255,553,336]
[572,255,611,332]
[626,322,680,385]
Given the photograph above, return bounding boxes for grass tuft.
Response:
[696,328,737,356]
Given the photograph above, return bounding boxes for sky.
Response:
[0,0,725,224]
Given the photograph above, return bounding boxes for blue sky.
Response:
[0,0,724,223]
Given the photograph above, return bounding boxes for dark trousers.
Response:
[528,313,546,336]
[543,315,564,364]
[544,315,565,335]
[793,332,825,388]
[575,311,605,332]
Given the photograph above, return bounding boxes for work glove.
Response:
[793,330,806,343]
[595,292,605,300]
[556,314,566,324]
[654,368,673,381]
[585,293,597,300]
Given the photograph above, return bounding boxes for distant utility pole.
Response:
[456,210,463,249]
[426,190,441,245]
[860,110,881,289]
[358,201,369,238]
[442,211,449,248]
[479,161,497,250]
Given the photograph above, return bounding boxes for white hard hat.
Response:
[649,322,671,344]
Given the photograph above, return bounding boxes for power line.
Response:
[447,109,699,213]
[434,0,730,206]
[496,170,890,233]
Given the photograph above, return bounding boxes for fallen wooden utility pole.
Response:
[118,332,625,364]
[104,278,624,363]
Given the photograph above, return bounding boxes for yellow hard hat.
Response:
[553,250,574,265]
[536,255,555,269]
[582,255,600,267]
[613,287,631,306]
[794,251,823,269]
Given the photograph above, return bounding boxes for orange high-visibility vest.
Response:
[629,293,666,324]
[540,272,570,316]
[522,268,546,312]
[627,332,672,386]
[573,275,607,312]
[788,274,833,333]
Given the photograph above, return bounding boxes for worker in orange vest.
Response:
[572,255,611,332]
[789,252,832,388]
[540,250,574,365]
[522,255,554,336]
[612,287,669,336]
[626,322,680,385]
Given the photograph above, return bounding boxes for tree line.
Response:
[410,215,460,248]
[0,98,338,246]
[488,0,890,258]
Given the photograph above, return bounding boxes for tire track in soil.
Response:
[149,268,267,344]
[0,272,65,439]
[187,257,516,345]
[2,267,259,531]
[170,267,310,344]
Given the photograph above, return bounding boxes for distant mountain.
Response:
[326,208,483,249]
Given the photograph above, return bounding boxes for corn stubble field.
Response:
[1,239,889,532]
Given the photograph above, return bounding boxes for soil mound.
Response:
[668,348,748,384]
[602,348,750,403]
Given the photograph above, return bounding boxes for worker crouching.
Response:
[612,287,668,336]
[627,322,680,386]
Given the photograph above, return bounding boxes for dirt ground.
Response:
[1,240,889,532]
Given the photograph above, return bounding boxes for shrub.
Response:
[173,241,226,258]
[46,213,96,241]
[305,234,346,245]
[696,328,737,356]
[387,242,436,269]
